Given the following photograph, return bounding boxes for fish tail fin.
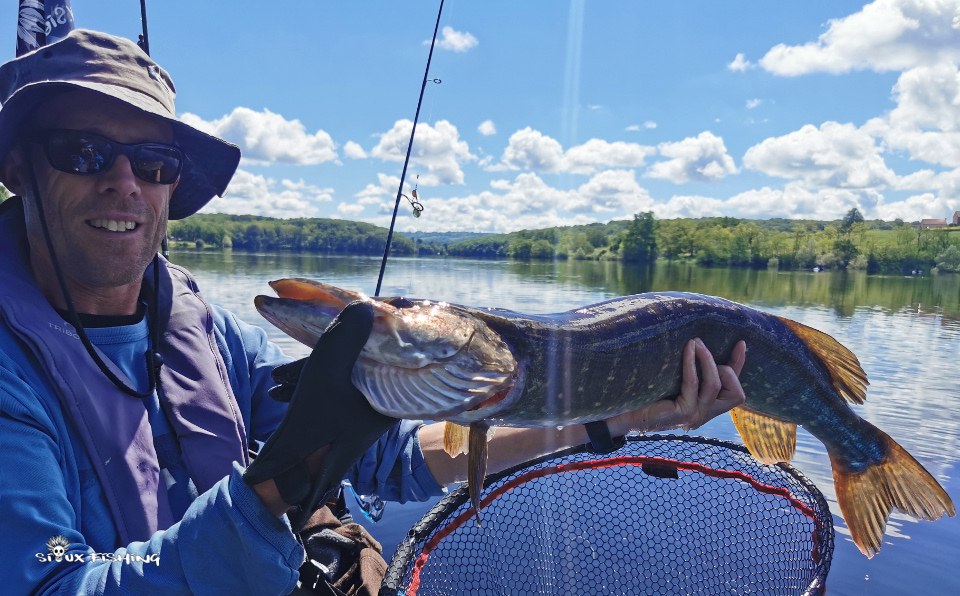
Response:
[729,406,797,464]
[831,428,955,558]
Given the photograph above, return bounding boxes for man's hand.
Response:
[608,338,747,436]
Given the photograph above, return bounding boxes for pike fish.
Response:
[255,278,955,558]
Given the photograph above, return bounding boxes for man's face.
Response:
[16,90,177,290]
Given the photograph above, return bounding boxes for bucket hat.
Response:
[0,29,240,220]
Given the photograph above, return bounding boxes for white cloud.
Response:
[746,99,763,109]
[564,139,658,175]
[343,141,368,159]
[645,132,739,183]
[179,107,337,166]
[337,202,366,216]
[728,53,756,72]
[496,128,565,172]
[725,183,883,220]
[203,169,329,217]
[743,122,897,188]
[429,26,479,52]
[875,190,960,221]
[574,170,654,213]
[478,120,497,136]
[864,62,960,167]
[759,0,960,76]
[371,119,476,185]
[495,128,655,174]
[626,121,658,131]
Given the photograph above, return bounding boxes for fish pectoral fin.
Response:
[777,315,868,405]
[443,421,470,457]
[730,406,797,465]
[467,422,490,527]
[831,427,956,558]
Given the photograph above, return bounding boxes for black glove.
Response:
[243,301,398,532]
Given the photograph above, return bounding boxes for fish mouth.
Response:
[256,278,520,420]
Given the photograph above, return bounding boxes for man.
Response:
[0,30,746,595]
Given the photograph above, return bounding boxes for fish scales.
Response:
[462,293,843,430]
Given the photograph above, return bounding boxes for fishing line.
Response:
[26,155,161,399]
[375,0,446,296]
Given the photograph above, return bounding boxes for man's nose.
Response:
[96,153,140,198]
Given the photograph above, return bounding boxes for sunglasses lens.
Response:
[41,130,182,184]
[132,146,182,184]
[46,131,110,174]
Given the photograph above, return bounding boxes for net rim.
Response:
[380,433,834,596]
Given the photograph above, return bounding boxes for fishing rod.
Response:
[374,0,445,297]
[137,0,169,259]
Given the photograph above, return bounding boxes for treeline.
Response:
[166,210,960,274]
[167,213,417,255]
[443,210,960,274]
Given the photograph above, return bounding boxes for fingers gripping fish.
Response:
[256,279,955,557]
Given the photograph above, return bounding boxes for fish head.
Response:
[255,279,521,420]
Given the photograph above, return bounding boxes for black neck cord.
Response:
[26,155,162,399]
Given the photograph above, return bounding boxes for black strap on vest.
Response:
[584,420,624,454]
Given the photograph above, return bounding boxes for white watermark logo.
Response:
[36,535,159,566]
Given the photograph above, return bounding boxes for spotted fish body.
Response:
[446,293,841,428]
[256,279,954,558]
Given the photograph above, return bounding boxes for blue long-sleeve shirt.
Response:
[0,303,445,595]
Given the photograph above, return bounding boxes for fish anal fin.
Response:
[831,428,956,558]
[468,422,490,527]
[777,316,868,405]
[730,406,797,465]
[443,421,470,457]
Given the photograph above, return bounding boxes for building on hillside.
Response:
[921,218,948,229]
[953,211,960,225]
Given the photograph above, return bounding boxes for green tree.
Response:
[584,226,607,248]
[840,207,864,233]
[620,212,658,263]
[935,245,960,272]
[0,184,10,203]
[832,238,859,266]
[244,223,264,251]
[531,239,554,259]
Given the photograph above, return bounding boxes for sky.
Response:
[4,0,960,232]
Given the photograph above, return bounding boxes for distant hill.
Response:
[397,231,494,246]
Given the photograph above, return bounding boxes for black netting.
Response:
[381,434,833,596]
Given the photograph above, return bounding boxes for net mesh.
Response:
[381,434,833,596]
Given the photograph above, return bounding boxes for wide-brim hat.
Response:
[0,29,240,220]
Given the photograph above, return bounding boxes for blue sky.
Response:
[5,1,960,231]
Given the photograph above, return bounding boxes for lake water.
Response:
[171,249,960,596]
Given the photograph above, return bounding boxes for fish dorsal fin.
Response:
[443,422,470,457]
[730,406,797,465]
[777,316,868,405]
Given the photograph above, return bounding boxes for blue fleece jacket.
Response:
[0,303,445,595]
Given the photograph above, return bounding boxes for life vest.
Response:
[0,197,248,543]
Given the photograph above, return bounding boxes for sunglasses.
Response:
[30,128,184,185]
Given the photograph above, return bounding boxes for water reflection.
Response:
[173,250,959,594]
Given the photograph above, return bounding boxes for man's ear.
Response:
[0,144,27,197]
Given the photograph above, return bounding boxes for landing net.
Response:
[380,434,833,596]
